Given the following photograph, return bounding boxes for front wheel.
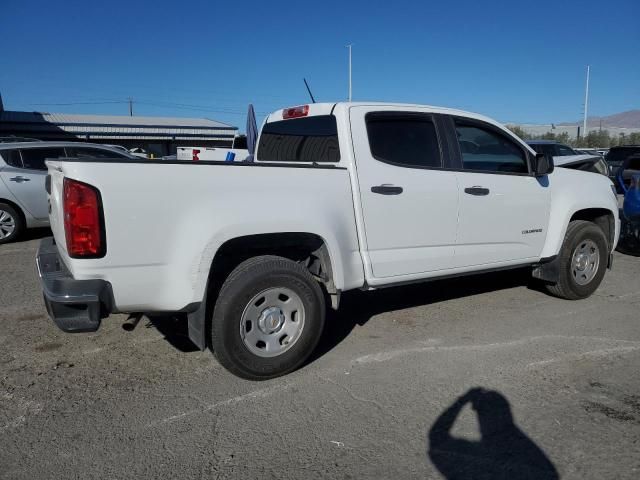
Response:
[546,220,609,300]
[211,255,326,380]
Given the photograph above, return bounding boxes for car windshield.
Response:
[607,147,640,163]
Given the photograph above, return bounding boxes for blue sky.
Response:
[2,0,638,130]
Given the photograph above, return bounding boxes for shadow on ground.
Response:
[143,268,538,363]
[144,314,200,353]
[309,267,537,364]
[428,388,558,479]
[16,227,51,243]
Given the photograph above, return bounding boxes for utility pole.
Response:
[346,44,353,102]
[582,65,590,139]
[128,97,134,116]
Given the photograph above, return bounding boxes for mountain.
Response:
[562,110,640,128]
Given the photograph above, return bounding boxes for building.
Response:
[0,96,238,157]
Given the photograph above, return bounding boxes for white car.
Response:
[0,142,135,243]
[38,102,620,379]
[526,141,609,176]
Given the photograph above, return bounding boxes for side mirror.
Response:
[533,153,554,177]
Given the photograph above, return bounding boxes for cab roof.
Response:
[266,102,503,126]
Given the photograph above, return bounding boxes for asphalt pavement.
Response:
[1,230,639,479]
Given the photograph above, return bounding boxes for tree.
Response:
[506,125,528,140]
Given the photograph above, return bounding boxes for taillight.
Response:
[63,178,105,258]
[192,149,200,161]
[282,105,309,119]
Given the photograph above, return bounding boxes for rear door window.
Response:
[66,146,131,159]
[365,112,442,168]
[257,115,340,162]
[0,149,23,168]
[19,147,66,170]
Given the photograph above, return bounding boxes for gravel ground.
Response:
[1,231,639,479]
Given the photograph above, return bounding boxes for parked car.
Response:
[575,148,604,157]
[526,140,608,176]
[614,154,640,192]
[38,102,620,379]
[526,140,580,157]
[105,144,131,155]
[607,145,640,189]
[0,142,135,243]
[129,147,148,158]
[616,165,640,255]
[0,136,41,143]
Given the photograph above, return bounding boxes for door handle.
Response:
[9,176,31,183]
[371,184,403,195]
[464,186,490,196]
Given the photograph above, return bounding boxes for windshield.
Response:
[607,147,640,164]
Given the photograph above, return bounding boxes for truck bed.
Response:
[46,159,363,312]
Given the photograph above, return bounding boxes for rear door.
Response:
[447,116,550,267]
[0,147,64,220]
[350,106,459,279]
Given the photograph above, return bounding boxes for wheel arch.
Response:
[569,208,616,251]
[0,197,27,227]
[207,232,339,298]
[187,231,341,351]
[541,205,617,258]
[534,207,616,284]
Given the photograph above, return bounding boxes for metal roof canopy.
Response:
[0,110,238,140]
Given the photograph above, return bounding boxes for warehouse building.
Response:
[0,95,238,157]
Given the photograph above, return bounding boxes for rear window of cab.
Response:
[257,115,340,163]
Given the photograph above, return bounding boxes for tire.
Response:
[211,255,326,380]
[0,203,24,244]
[546,220,609,300]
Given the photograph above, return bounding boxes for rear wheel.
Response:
[546,220,608,300]
[0,203,24,244]
[211,255,325,380]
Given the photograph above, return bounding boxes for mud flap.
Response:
[532,255,560,283]
[187,285,208,351]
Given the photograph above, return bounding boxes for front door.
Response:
[449,118,550,267]
[350,107,459,280]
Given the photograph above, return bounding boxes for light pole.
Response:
[582,65,590,139]
[347,44,353,102]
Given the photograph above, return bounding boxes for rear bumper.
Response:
[36,237,114,333]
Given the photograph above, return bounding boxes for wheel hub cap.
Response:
[0,210,16,240]
[257,306,285,334]
[575,253,589,271]
[240,287,306,358]
[571,239,600,285]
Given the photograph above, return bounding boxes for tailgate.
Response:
[45,161,67,256]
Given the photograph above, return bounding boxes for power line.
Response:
[136,100,269,116]
[26,100,128,106]
[23,99,270,116]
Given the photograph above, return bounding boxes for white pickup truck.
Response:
[37,102,620,379]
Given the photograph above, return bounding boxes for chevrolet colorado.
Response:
[37,102,620,379]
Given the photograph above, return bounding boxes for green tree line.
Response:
[507,125,640,148]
